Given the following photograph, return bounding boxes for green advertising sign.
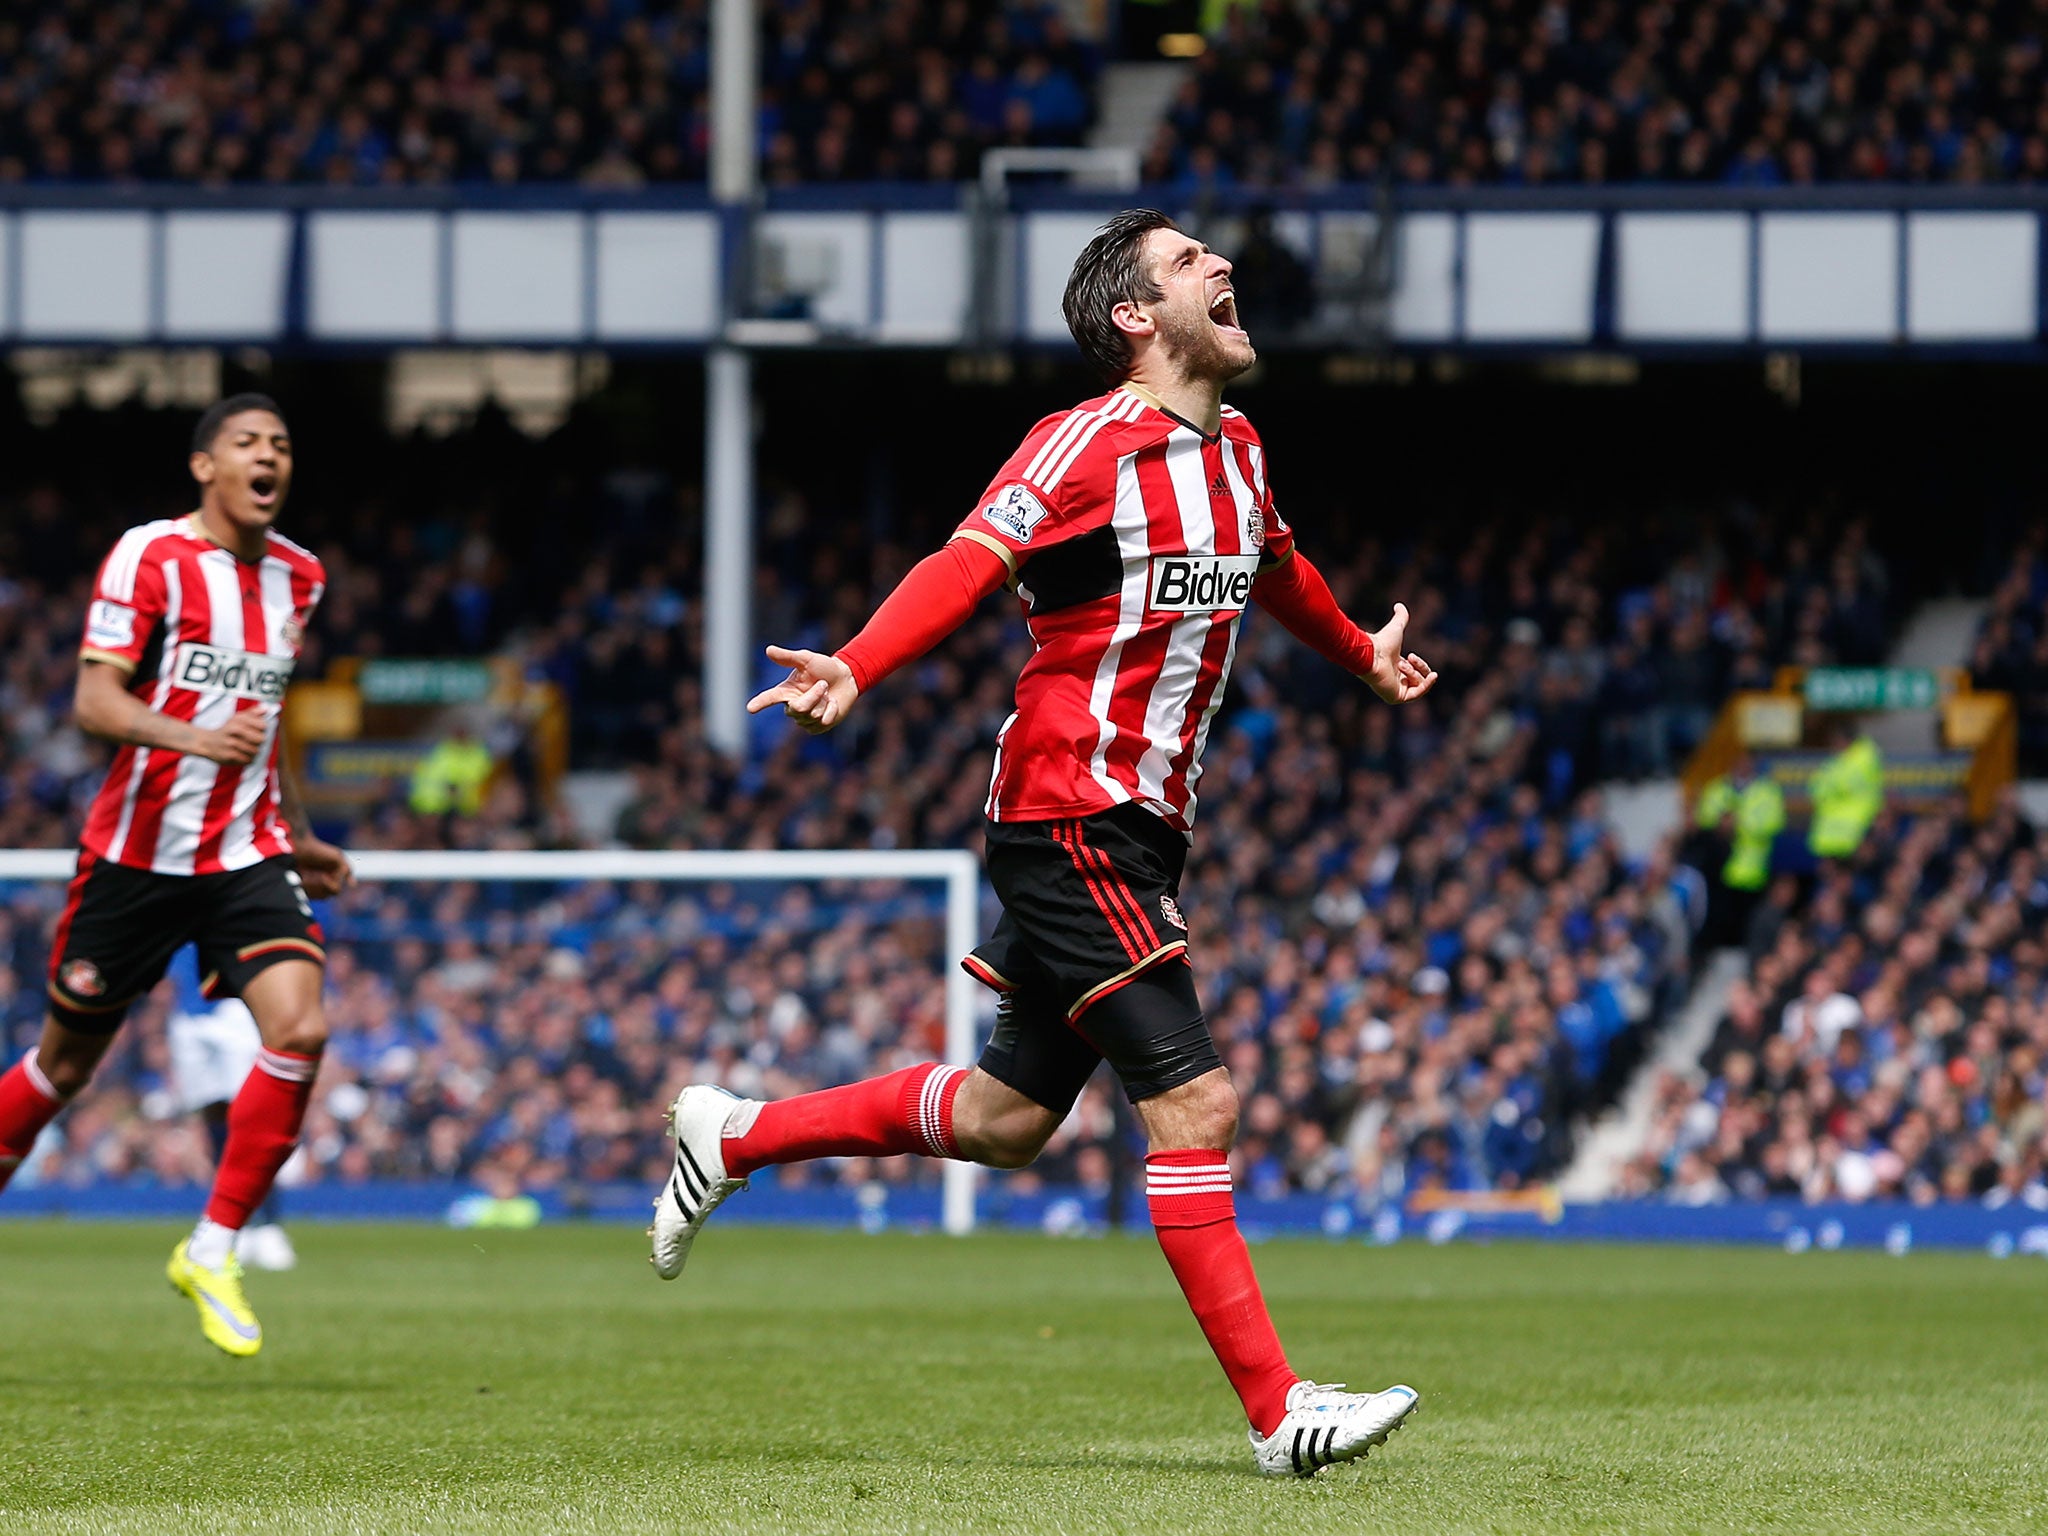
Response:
[357,658,494,706]
[1803,667,1939,711]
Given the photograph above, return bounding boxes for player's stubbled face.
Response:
[201,411,293,527]
[1142,228,1256,383]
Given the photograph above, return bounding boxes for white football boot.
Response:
[234,1223,298,1272]
[1250,1381,1420,1478]
[648,1084,752,1280]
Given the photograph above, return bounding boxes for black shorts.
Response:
[966,805,1218,1110]
[47,852,326,1033]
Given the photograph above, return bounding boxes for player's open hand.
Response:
[294,837,356,899]
[1366,603,1439,705]
[747,645,860,734]
[197,712,268,765]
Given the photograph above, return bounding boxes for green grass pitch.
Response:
[2,1222,2044,1534]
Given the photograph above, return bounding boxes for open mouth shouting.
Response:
[1209,284,1246,342]
[247,470,281,513]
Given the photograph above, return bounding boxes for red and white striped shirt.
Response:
[77,514,325,875]
[953,383,1293,833]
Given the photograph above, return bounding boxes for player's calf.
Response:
[0,1050,72,1192]
[0,1020,116,1191]
[651,1063,1004,1280]
[184,1043,321,1272]
[948,1069,1062,1168]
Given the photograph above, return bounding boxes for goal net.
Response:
[0,848,984,1235]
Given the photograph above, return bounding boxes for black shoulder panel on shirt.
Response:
[130,617,166,695]
[1020,524,1122,613]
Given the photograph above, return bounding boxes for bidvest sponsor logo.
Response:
[1148,554,1260,612]
[173,642,294,702]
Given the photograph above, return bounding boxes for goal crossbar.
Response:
[0,847,985,1235]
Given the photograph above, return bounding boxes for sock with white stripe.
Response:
[0,1051,70,1193]
[1146,1149,1298,1437]
[202,1047,320,1233]
[722,1063,965,1179]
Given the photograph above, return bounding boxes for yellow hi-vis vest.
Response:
[1807,737,1884,859]
[1723,776,1785,891]
[1695,776,1738,829]
[409,737,493,816]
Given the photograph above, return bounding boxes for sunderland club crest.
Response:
[61,959,105,998]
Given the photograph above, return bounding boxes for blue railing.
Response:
[5,1179,2042,1254]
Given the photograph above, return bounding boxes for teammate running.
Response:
[650,211,1438,1477]
[0,394,347,1357]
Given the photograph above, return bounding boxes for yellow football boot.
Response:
[167,1238,262,1358]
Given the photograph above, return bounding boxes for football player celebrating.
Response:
[0,394,348,1357]
[651,212,1437,1477]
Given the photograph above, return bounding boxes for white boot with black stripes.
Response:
[1249,1381,1420,1478]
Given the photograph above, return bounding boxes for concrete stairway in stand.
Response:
[1089,63,1189,154]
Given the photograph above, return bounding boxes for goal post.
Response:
[0,847,985,1236]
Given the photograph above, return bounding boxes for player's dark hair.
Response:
[1062,208,1182,384]
[192,393,287,454]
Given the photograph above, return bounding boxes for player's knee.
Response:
[1183,1073,1240,1148]
[35,1042,99,1099]
[262,1006,328,1058]
[1138,1069,1239,1152]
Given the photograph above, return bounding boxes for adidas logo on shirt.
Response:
[1209,472,1232,501]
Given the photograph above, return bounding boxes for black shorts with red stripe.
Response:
[966,805,1218,1109]
[47,852,326,1034]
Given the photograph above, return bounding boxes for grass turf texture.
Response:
[1,1224,2043,1535]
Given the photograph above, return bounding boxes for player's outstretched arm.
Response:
[277,732,353,898]
[74,660,267,764]
[748,538,1009,737]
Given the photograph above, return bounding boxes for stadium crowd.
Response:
[4,697,1700,1208]
[1,437,1951,1206]
[1628,800,2048,1207]
[0,0,1095,189]
[9,0,2048,192]
[1162,0,2048,188]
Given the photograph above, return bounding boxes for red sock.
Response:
[204,1047,319,1229]
[1147,1149,1298,1436]
[723,1063,965,1178]
[0,1053,67,1193]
